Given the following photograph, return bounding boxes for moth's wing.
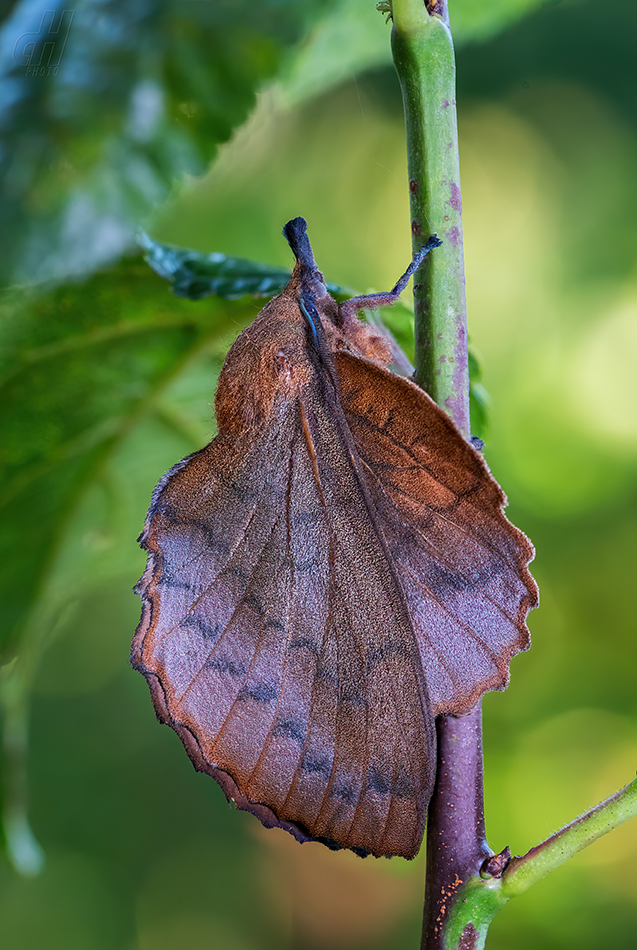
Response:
[335,351,538,717]
[133,392,434,859]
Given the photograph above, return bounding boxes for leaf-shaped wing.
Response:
[335,351,538,717]
[133,354,435,859]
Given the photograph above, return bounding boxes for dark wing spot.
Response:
[289,637,319,655]
[302,753,332,776]
[242,592,265,616]
[158,561,192,591]
[238,682,278,704]
[423,562,472,595]
[229,480,258,502]
[365,768,391,796]
[332,781,356,803]
[206,657,246,678]
[380,408,396,431]
[339,685,367,708]
[316,665,338,691]
[181,614,220,641]
[294,557,320,573]
[393,772,416,799]
[222,564,249,584]
[229,476,283,504]
[265,618,286,632]
[291,510,324,527]
[365,639,408,672]
[154,500,179,522]
[272,718,306,745]
[194,522,230,557]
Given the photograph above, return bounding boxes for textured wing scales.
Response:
[335,350,538,717]
[133,391,434,858]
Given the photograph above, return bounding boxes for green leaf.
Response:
[140,232,348,300]
[468,347,491,441]
[0,0,336,288]
[0,257,252,662]
[451,0,554,42]
[0,0,557,291]
[141,233,295,301]
[0,254,257,872]
[277,0,554,108]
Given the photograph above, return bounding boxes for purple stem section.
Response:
[421,707,492,949]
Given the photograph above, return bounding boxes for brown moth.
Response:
[132,218,537,859]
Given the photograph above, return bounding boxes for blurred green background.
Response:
[1,0,636,947]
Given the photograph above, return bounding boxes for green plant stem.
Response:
[502,776,637,896]
[391,0,469,435]
[390,4,486,948]
[389,3,637,948]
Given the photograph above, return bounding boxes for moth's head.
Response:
[282,217,391,369]
[282,217,329,304]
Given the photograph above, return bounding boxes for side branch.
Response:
[502,776,637,897]
[442,774,637,948]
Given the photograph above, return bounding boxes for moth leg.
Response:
[340,234,442,318]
